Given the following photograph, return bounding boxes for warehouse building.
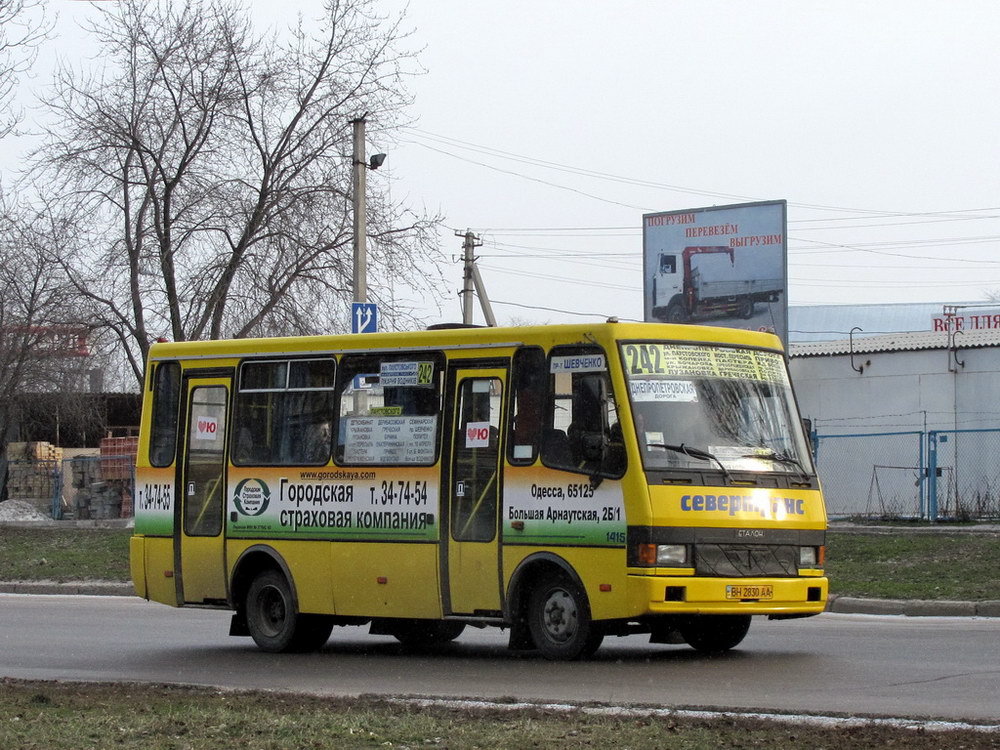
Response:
[787,303,1000,520]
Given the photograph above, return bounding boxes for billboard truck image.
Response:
[642,201,788,346]
[650,245,784,323]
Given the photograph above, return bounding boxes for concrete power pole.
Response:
[457,230,496,327]
[459,230,479,325]
[352,118,368,304]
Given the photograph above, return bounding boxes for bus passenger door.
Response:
[443,366,506,616]
[177,375,230,604]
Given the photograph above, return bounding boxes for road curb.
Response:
[0,581,135,596]
[827,595,1000,618]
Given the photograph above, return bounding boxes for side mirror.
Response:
[802,418,815,458]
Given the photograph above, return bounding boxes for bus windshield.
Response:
[620,342,813,475]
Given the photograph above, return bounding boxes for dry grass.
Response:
[2,680,998,750]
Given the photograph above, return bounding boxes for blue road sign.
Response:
[352,302,378,334]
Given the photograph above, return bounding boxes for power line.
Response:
[403,129,757,205]
[477,237,1000,274]
[404,127,1000,222]
[478,264,640,291]
[791,279,1000,288]
[411,141,655,211]
[792,236,1000,264]
[489,298,642,321]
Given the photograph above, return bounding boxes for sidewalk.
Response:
[2,580,999,618]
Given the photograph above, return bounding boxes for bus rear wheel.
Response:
[527,573,603,660]
[679,614,751,653]
[245,569,333,653]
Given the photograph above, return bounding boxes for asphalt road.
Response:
[2,594,999,723]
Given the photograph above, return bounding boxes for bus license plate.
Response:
[726,584,773,600]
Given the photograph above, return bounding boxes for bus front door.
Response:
[443,367,506,616]
[177,376,230,604]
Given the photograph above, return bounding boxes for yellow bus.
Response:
[130,321,827,660]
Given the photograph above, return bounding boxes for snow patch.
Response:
[0,499,51,522]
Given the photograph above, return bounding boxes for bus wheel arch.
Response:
[231,547,333,653]
[507,554,603,660]
[230,545,297,615]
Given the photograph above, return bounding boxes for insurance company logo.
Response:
[233,478,271,516]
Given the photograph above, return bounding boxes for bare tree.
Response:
[34,0,443,388]
[0,0,50,138]
[0,196,96,455]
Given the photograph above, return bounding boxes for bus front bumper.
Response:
[629,574,829,616]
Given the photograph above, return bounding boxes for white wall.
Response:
[789,345,1000,518]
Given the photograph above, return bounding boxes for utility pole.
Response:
[456,230,496,327]
[459,230,480,325]
[471,263,497,327]
[352,118,368,304]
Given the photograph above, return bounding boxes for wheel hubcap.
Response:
[542,589,578,643]
[257,585,286,638]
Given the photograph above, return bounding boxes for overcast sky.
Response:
[12,0,1000,328]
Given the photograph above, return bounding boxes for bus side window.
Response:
[541,348,624,478]
[335,353,443,466]
[507,347,546,465]
[452,377,501,542]
[149,361,181,467]
[232,358,336,466]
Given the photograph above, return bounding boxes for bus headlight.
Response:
[637,543,690,566]
[656,544,689,566]
[799,546,820,567]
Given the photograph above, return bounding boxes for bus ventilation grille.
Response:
[694,544,798,577]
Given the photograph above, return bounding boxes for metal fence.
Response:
[2,455,135,521]
[814,427,1000,521]
[928,429,1000,521]
[814,431,926,520]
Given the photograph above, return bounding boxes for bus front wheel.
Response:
[245,569,333,653]
[679,614,751,653]
[527,573,604,660]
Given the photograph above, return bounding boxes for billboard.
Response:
[643,200,788,347]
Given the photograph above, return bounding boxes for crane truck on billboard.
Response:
[643,200,789,348]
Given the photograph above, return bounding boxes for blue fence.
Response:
[927,429,1000,521]
[815,428,1000,521]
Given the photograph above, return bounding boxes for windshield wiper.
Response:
[646,443,731,479]
[742,449,812,479]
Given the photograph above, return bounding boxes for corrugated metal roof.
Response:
[790,328,1000,357]
[785,301,995,343]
